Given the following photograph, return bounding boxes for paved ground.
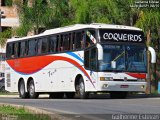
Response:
[0,94,160,120]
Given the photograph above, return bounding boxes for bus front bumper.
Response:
[98,81,147,92]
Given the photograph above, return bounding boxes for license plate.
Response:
[120,85,129,88]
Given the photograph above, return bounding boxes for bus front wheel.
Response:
[28,80,39,99]
[75,77,89,99]
[18,80,29,99]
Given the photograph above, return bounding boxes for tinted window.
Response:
[63,34,70,51]
[20,41,25,57]
[86,30,96,47]
[49,36,57,53]
[75,32,81,49]
[84,50,89,68]
[28,39,36,56]
[41,38,48,54]
[6,43,12,59]
[37,39,42,55]
[90,48,97,70]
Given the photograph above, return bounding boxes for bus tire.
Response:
[65,92,75,99]
[28,80,39,99]
[75,77,89,99]
[18,80,29,99]
[110,91,128,99]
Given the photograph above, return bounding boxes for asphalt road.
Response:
[0,94,160,120]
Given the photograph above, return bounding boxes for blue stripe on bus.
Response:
[66,52,84,63]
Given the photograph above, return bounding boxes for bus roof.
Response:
[7,23,142,42]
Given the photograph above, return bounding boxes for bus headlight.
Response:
[100,77,113,81]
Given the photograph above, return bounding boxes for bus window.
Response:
[60,35,64,52]
[41,38,48,54]
[81,31,85,49]
[90,48,97,70]
[56,35,60,52]
[20,41,25,57]
[75,32,81,49]
[68,33,71,50]
[13,43,18,58]
[37,39,42,55]
[84,50,89,69]
[49,36,57,53]
[63,34,70,51]
[6,43,12,59]
[71,33,75,50]
[28,39,36,56]
[86,30,96,47]
[25,41,29,56]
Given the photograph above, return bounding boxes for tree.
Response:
[15,0,55,36]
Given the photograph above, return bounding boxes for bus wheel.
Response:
[75,77,89,99]
[110,92,128,99]
[19,80,29,99]
[28,80,39,99]
[65,92,75,99]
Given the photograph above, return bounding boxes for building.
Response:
[0,0,20,32]
[0,0,20,74]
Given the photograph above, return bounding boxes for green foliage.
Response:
[5,0,12,6]
[0,29,12,46]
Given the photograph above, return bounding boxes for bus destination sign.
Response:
[100,29,145,43]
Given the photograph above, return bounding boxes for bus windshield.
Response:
[99,44,147,73]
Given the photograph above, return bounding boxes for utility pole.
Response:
[146,29,151,94]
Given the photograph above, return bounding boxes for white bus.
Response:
[5,23,156,99]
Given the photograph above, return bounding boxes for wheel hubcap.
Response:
[29,83,34,96]
[79,82,84,95]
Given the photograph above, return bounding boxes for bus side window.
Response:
[63,34,70,51]
[17,42,21,57]
[41,37,48,54]
[84,50,89,68]
[56,35,59,52]
[25,41,29,56]
[20,41,25,57]
[71,32,75,50]
[28,39,36,56]
[81,31,85,49]
[68,33,71,50]
[37,39,42,55]
[13,43,18,58]
[6,43,12,59]
[86,30,96,47]
[75,32,81,50]
[49,35,57,53]
[60,35,64,52]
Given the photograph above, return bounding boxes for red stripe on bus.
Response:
[6,56,95,87]
[126,73,146,79]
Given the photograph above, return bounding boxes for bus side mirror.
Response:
[148,46,156,63]
[96,44,103,61]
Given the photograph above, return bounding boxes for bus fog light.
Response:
[103,84,108,88]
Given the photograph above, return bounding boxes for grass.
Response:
[0,105,51,120]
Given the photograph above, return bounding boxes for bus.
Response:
[5,23,156,99]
